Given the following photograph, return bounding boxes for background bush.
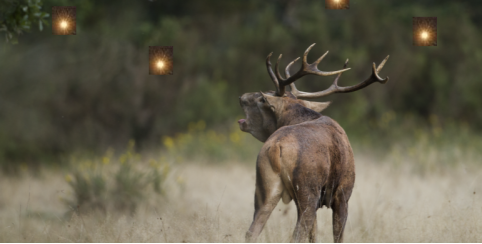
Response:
[1,0,482,169]
[64,141,170,215]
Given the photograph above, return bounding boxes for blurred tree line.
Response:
[1,0,481,169]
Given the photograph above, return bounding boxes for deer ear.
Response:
[261,92,282,111]
[301,100,331,113]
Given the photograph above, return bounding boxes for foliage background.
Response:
[1,0,482,169]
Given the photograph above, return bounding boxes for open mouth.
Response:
[238,118,247,131]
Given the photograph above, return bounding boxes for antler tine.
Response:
[370,55,390,84]
[269,43,351,96]
[284,57,303,97]
[292,56,390,99]
[266,52,281,95]
[375,55,390,83]
[333,59,349,86]
[273,54,289,96]
[376,55,389,72]
[274,54,285,82]
[284,57,300,78]
[302,43,317,65]
[313,50,330,66]
[290,58,349,98]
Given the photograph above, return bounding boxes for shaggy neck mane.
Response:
[277,103,322,128]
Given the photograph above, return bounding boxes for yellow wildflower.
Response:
[230,132,241,143]
[65,174,73,183]
[120,154,127,164]
[102,156,110,165]
[163,136,175,150]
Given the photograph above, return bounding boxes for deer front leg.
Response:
[245,173,283,242]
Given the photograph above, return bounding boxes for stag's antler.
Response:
[266,43,351,96]
[287,55,390,99]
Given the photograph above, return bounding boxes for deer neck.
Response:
[276,103,322,129]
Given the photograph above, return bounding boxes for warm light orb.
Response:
[157,60,164,69]
[420,31,429,40]
[60,20,68,29]
[333,0,340,2]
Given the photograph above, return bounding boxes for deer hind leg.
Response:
[309,215,318,243]
[331,188,350,243]
[291,192,320,243]
[245,175,283,242]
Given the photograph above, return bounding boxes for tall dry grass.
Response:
[0,149,481,242]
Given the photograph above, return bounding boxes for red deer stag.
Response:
[239,44,389,242]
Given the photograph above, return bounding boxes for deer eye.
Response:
[260,97,266,103]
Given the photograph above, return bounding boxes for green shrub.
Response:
[64,141,170,215]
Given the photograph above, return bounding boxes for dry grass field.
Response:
[1,150,481,242]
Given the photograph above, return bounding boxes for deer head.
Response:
[238,90,330,142]
[238,43,389,142]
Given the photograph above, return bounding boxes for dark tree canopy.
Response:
[0,0,49,43]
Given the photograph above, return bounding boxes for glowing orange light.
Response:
[157,60,164,69]
[420,31,429,40]
[334,0,340,2]
[60,20,68,29]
